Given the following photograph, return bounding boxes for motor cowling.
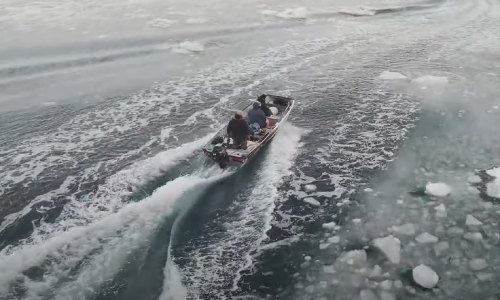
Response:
[212,145,228,168]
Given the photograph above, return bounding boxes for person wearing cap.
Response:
[247,102,267,131]
[226,111,248,149]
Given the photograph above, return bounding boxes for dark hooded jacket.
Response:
[257,95,272,117]
[247,103,267,128]
[227,115,248,140]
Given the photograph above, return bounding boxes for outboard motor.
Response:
[212,144,228,169]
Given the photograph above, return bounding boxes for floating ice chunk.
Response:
[411,75,449,85]
[304,197,321,206]
[275,7,307,19]
[304,184,317,192]
[464,232,483,241]
[425,183,451,197]
[328,236,340,244]
[172,41,205,54]
[319,243,331,250]
[433,241,449,256]
[412,264,439,289]
[360,289,377,300]
[379,291,395,300]
[369,265,383,278]
[434,204,447,218]
[379,71,408,80]
[487,167,500,178]
[323,265,336,274]
[304,256,312,261]
[394,280,403,289]
[373,235,401,264]
[322,222,336,230]
[364,188,374,192]
[467,175,482,184]
[477,272,493,281]
[448,227,465,235]
[339,6,376,16]
[391,223,417,235]
[416,232,439,244]
[379,280,392,290]
[340,250,367,266]
[352,218,362,224]
[469,259,488,271]
[466,215,483,226]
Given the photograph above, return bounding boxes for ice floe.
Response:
[379,71,408,80]
[467,175,482,184]
[412,264,439,289]
[171,41,205,54]
[372,235,401,264]
[304,184,317,192]
[464,232,483,241]
[434,203,447,218]
[322,222,337,230]
[415,232,439,243]
[485,167,500,198]
[411,75,449,85]
[303,197,320,206]
[339,250,367,266]
[328,236,340,244]
[433,241,449,256]
[425,182,451,197]
[465,214,483,226]
[391,223,417,235]
[469,259,488,271]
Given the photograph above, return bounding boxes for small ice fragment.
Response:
[304,184,317,192]
[323,265,336,274]
[328,236,340,244]
[394,280,403,288]
[412,264,439,289]
[464,232,483,241]
[448,227,465,235]
[425,182,452,196]
[304,256,312,261]
[319,243,331,250]
[340,250,367,266]
[353,218,362,224]
[334,225,341,230]
[434,204,447,218]
[360,289,378,300]
[304,197,321,206]
[391,223,416,235]
[477,272,493,281]
[322,222,336,230]
[469,259,488,271]
[467,175,482,184]
[368,265,383,278]
[466,215,483,226]
[379,291,395,300]
[416,232,439,244]
[396,199,404,205]
[364,188,374,192]
[379,71,408,80]
[379,280,392,290]
[411,75,449,85]
[433,241,449,256]
[373,235,401,264]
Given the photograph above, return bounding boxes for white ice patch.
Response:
[467,175,482,184]
[172,41,206,54]
[322,222,337,230]
[304,184,317,192]
[412,264,439,289]
[411,75,449,85]
[434,203,447,218]
[425,182,451,197]
[415,232,439,244]
[465,215,483,226]
[379,71,408,80]
[469,259,488,271]
[391,223,417,235]
[373,235,401,264]
[339,250,367,266]
[304,197,321,207]
[328,236,340,244]
[485,167,500,198]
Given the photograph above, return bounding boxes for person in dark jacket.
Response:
[257,94,272,117]
[227,111,248,149]
[247,102,267,129]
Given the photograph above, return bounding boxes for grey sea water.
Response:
[1,0,500,299]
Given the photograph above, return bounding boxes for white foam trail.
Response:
[1,135,212,253]
[169,123,307,299]
[158,245,188,300]
[0,167,230,298]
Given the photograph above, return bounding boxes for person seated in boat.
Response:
[226,111,248,150]
[257,94,272,117]
[247,102,267,133]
